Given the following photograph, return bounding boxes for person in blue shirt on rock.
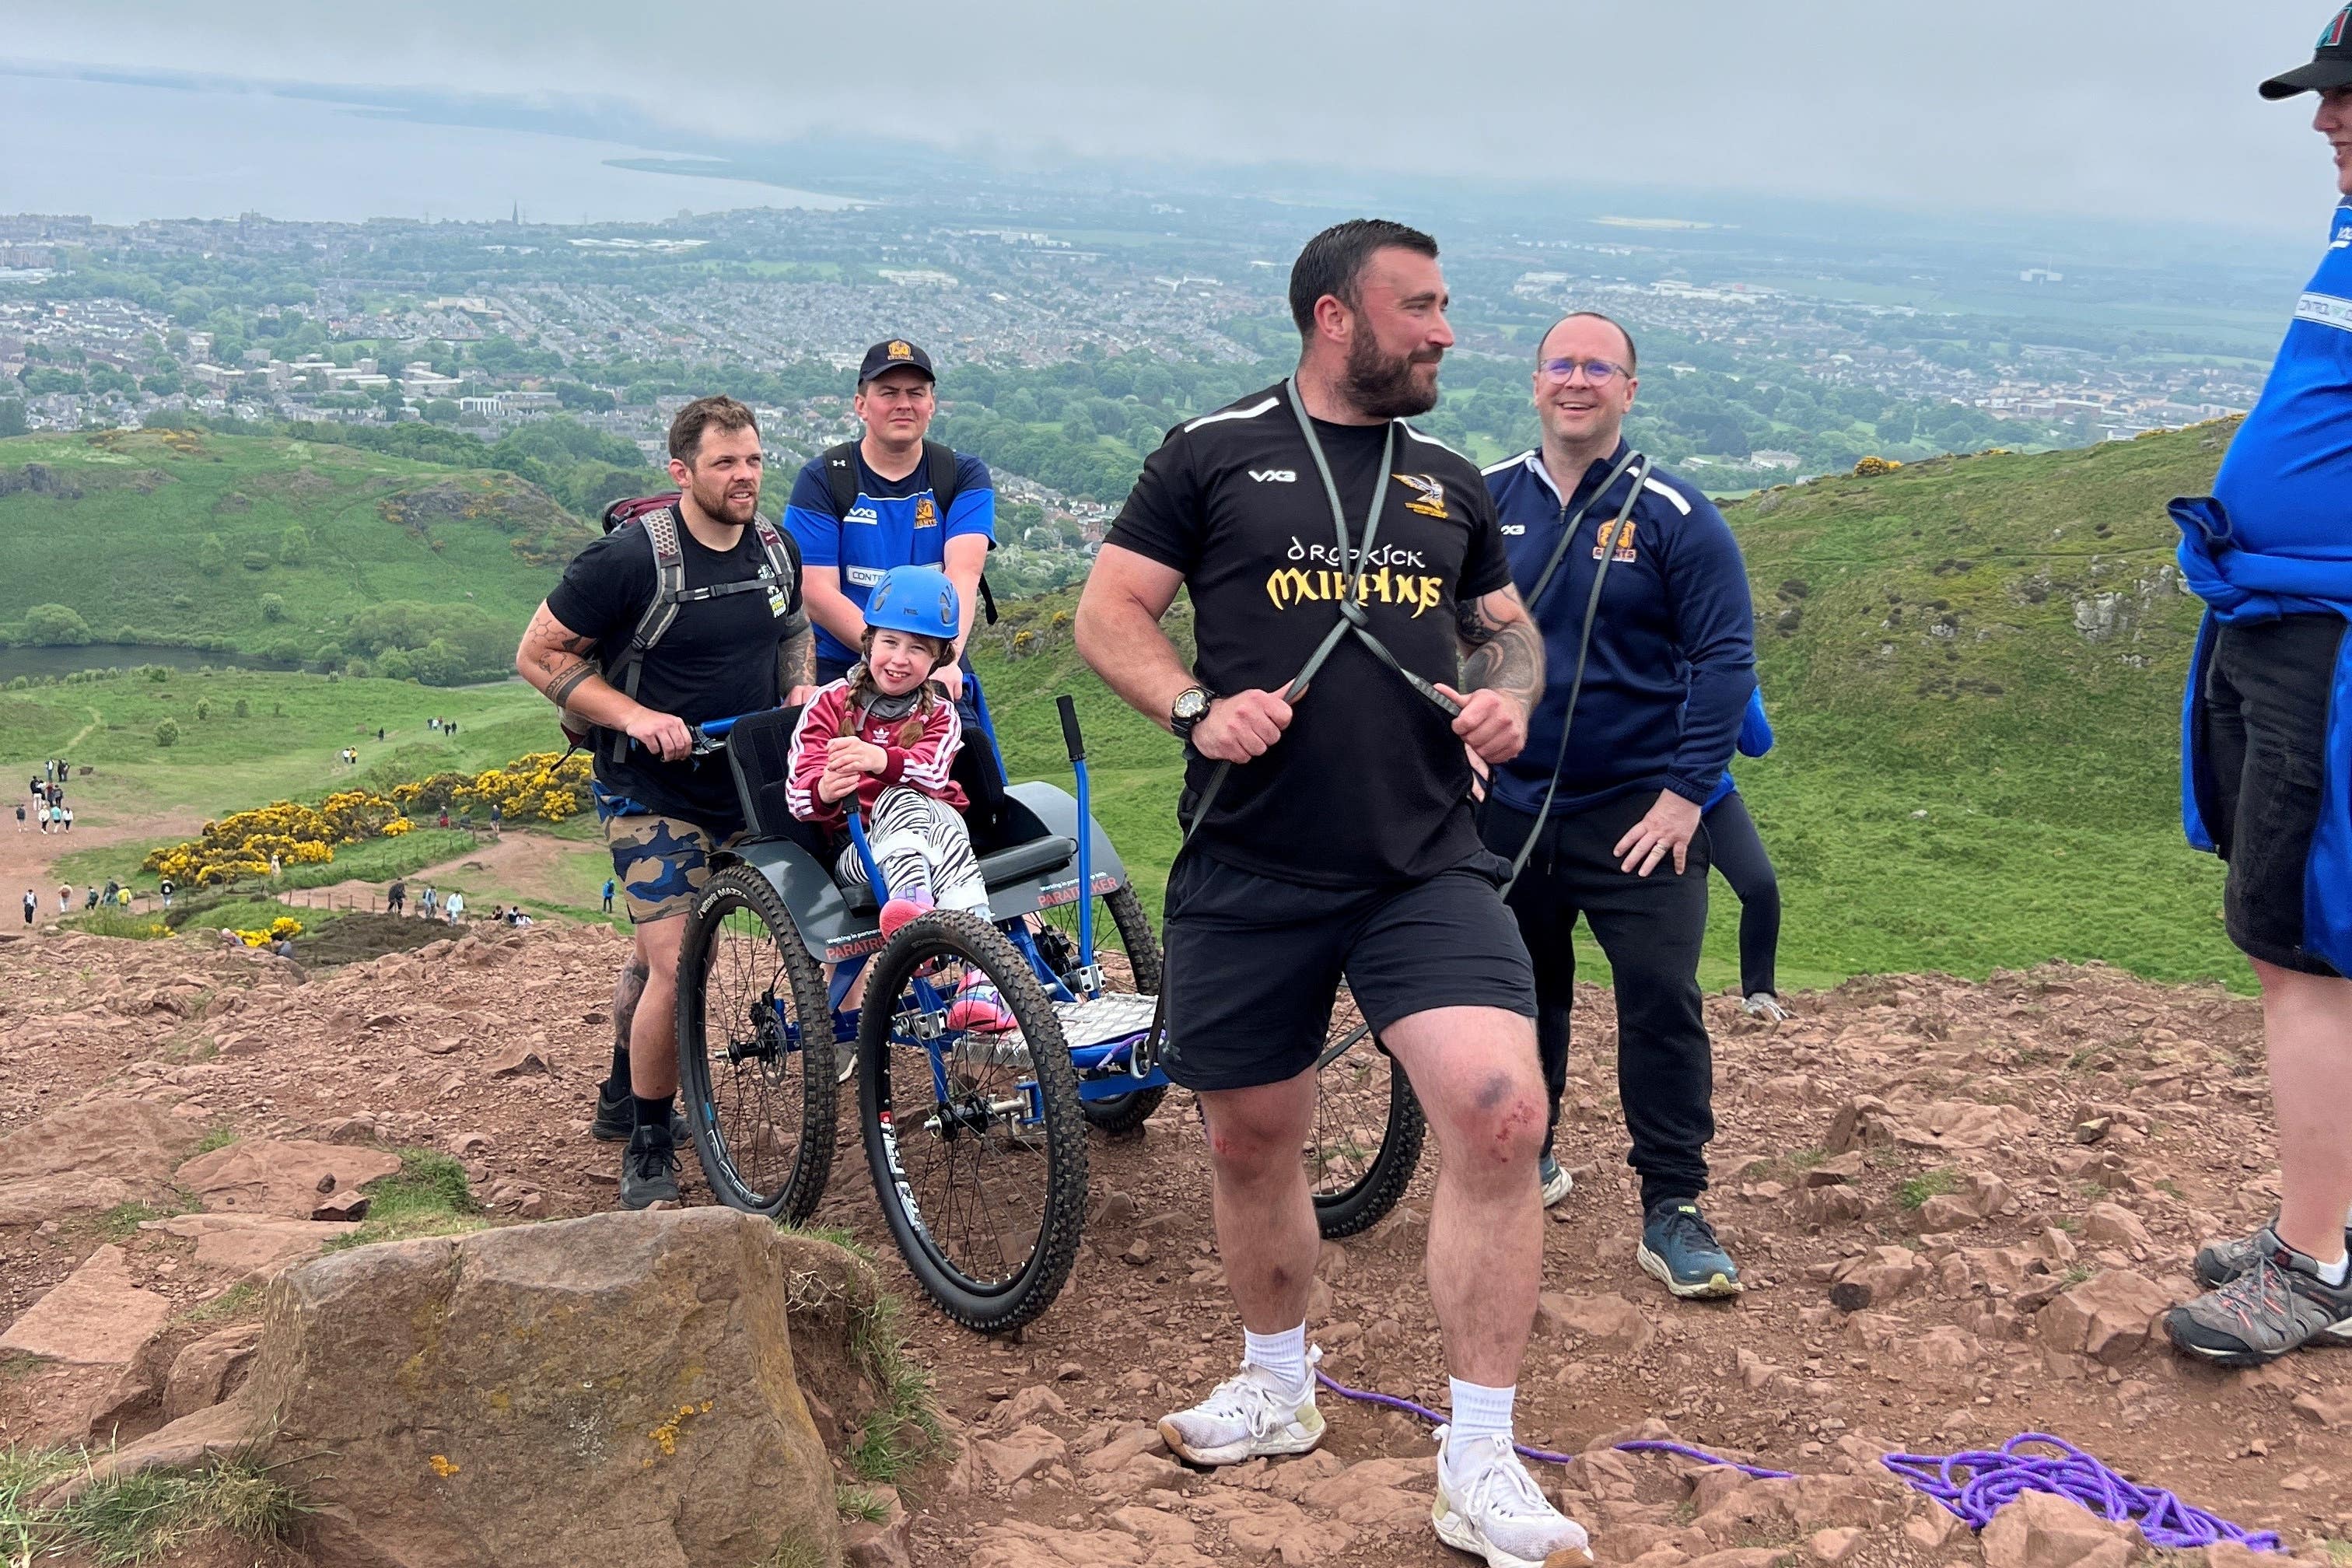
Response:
[1479,310,1757,1302]
[2163,7,2352,1369]
[1703,688,1785,1022]
[784,338,995,697]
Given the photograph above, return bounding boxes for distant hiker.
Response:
[429,716,440,732]
[13,803,23,831]
[785,337,996,695]
[446,720,456,737]
[2163,18,2352,1369]
[34,806,47,834]
[516,394,814,1211]
[1705,688,1784,1019]
[59,807,72,831]
[600,877,615,913]
[159,877,174,909]
[488,802,502,837]
[115,887,130,908]
[443,890,464,924]
[1076,220,1591,1564]
[84,885,97,910]
[418,885,437,919]
[436,808,450,829]
[102,878,117,905]
[1481,310,1759,1297]
[20,889,32,926]
[269,852,282,880]
[387,878,406,915]
[57,884,70,915]
[377,727,385,742]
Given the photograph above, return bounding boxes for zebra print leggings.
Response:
[836,786,989,914]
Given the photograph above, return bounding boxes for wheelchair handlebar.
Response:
[1056,695,1084,765]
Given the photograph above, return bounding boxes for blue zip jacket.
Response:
[2175,201,2352,976]
[1483,443,1757,817]
[1703,689,1773,814]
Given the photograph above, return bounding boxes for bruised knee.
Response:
[1458,1075,1545,1171]
[1202,1115,1299,1184]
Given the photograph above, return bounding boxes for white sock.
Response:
[1243,1325,1308,1399]
[2314,1250,2350,1288]
[1446,1378,1515,1469]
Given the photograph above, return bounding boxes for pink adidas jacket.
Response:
[784,680,968,828]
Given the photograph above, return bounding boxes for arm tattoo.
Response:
[779,624,816,692]
[545,661,594,711]
[612,957,649,1052]
[1458,590,1543,705]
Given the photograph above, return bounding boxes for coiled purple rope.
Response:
[1312,1370,1789,1475]
[1881,1434,2282,1553]
[1314,1375,2279,1553]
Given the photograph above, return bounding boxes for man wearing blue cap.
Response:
[785,338,996,696]
[2163,5,2352,1367]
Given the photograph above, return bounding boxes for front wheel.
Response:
[675,865,835,1222]
[857,909,1088,1333]
[1310,986,1425,1238]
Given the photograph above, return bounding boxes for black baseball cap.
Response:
[856,338,936,387]
[2260,4,2352,99]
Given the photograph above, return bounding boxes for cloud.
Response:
[2,0,2340,232]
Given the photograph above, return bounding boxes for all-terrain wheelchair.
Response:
[673,673,1426,1332]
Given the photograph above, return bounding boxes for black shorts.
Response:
[2203,614,2346,978]
[1158,851,1536,1093]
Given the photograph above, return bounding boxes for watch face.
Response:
[1174,689,1209,722]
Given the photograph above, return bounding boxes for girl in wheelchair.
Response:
[785,565,1014,1032]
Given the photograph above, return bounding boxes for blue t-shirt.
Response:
[2213,201,2352,558]
[784,447,995,667]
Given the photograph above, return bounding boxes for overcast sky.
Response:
[3,0,2346,236]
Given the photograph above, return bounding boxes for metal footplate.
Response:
[1058,991,1160,1052]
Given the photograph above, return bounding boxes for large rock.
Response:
[2037,1270,2175,1364]
[0,1244,176,1442]
[1979,1489,2147,1568]
[0,1097,198,1226]
[173,1139,403,1219]
[74,1209,849,1568]
[145,1212,362,1282]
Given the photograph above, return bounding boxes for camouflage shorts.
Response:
[595,787,734,923]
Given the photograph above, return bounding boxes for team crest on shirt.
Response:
[1594,519,1639,562]
[914,497,939,528]
[1392,472,1449,519]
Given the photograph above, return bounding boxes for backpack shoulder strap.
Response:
[821,442,861,520]
[593,509,688,762]
[923,441,961,516]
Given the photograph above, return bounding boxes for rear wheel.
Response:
[857,909,1088,1333]
[1035,885,1167,1135]
[675,865,835,1223]
[1310,985,1424,1238]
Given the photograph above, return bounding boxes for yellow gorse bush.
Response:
[235,915,303,947]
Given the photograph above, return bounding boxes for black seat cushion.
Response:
[837,834,1077,913]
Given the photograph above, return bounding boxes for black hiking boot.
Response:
[619,1125,681,1210]
[593,1082,689,1145]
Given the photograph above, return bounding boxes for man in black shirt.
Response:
[516,394,814,1208]
[1077,220,1589,1568]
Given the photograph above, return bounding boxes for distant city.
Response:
[0,189,2289,595]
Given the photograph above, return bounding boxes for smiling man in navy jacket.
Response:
[1480,310,1758,1301]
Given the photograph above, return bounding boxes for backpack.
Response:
[817,441,999,628]
[563,495,803,762]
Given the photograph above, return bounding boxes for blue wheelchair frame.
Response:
[701,672,1170,1129]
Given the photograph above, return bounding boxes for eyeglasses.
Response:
[1538,357,1629,385]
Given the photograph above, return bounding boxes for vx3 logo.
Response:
[1249,468,1297,483]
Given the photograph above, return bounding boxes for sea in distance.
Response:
[0,72,856,225]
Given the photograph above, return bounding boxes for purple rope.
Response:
[1312,1370,1788,1475]
[1881,1434,2282,1554]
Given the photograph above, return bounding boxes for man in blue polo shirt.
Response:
[784,338,995,695]
[1479,310,1758,1303]
[2162,8,2352,1368]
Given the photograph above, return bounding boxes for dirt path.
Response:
[268,829,600,916]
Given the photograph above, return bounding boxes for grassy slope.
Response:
[0,428,588,648]
[971,422,2245,992]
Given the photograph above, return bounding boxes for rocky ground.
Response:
[2,921,2349,1568]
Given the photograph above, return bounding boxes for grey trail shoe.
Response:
[619,1125,681,1210]
[2165,1229,2352,1367]
[2196,1217,2352,1289]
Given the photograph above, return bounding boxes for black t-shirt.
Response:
[545,513,804,831]
[1106,381,1511,888]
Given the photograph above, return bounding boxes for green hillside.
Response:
[968,422,2246,992]
[0,427,590,677]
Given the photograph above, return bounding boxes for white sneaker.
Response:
[1538,1155,1574,1209]
[1158,1349,1324,1467]
[1741,992,1789,1022]
[1432,1426,1594,1568]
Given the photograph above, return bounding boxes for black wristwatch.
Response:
[1170,686,1214,741]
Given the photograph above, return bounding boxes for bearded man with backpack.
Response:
[515,394,817,1207]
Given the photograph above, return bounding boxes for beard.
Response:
[1343,332,1442,419]
[690,473,758,524]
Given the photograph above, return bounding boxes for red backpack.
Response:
[562,495,800,761]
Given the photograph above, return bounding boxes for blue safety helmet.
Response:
[863,565,960,642]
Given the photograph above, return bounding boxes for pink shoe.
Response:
[944,976,1017,1034]
[878,894,934,939]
